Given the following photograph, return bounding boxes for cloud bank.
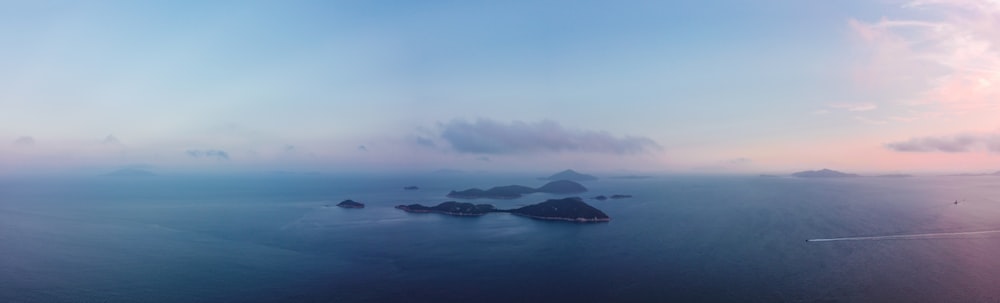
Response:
[438,119,661,155]
[186,149,230,160]
[886,133,1000,153]
[724,157,752,165]
[13,136,35,145]
[102,135,121,145]
[415,136,436,147]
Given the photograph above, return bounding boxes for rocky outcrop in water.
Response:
[336,200,365,209]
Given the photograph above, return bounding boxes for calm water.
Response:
[3,174,1000,302]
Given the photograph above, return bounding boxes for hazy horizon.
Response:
[4,1,1000,175]
[3,165,999,179]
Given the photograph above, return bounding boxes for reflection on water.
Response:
[2,174,1000,302]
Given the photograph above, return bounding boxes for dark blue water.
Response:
[3,174,1000,302]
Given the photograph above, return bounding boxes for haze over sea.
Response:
[8,1,1000,302]
[4,173,1000,302]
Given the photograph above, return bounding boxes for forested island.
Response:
[539,169,598,181]
[396,197,609,223]
[395,202,495,216]
[447,180,587,199]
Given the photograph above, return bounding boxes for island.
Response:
[593,195,608,201]
[403,186,420,190]
[791,169,859,178]
[395,201,495,216]
[336,199,365,209]
[506,197,610,222]
[536,180,588,193]
[539,169,598,181]
[447,185,535,199]
[396,197,610,223]
[610,194,633,199]
[948,171,1000,177]
[447,180,587,199]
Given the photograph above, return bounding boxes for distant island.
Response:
[448,185,535,199]
[447,180,587,199]
[947,171,1000,177]
[540,169,598,181]
[791,169,859,178]
[336,199,365,209]
[403,186,419,190]
[594,195,607,200]
[103,168,156,177]
[766,171,919,178]
[396,197,610,222]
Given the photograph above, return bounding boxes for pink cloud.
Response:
[829,102,878,112]
[850,0,1000,113]
[886,131,1000,153]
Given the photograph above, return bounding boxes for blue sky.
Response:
[3,0,1000,175]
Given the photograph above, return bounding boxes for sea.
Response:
[3,173,1000,302]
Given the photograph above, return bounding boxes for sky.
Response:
[2,0,1000,175]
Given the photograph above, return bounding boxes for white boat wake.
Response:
[807,229,1000,242]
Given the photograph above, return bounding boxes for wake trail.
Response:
[807,229,1000,242]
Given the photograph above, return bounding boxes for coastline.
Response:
[394,204,610,222]
[509,212,611,223]
[394,205,490,216]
